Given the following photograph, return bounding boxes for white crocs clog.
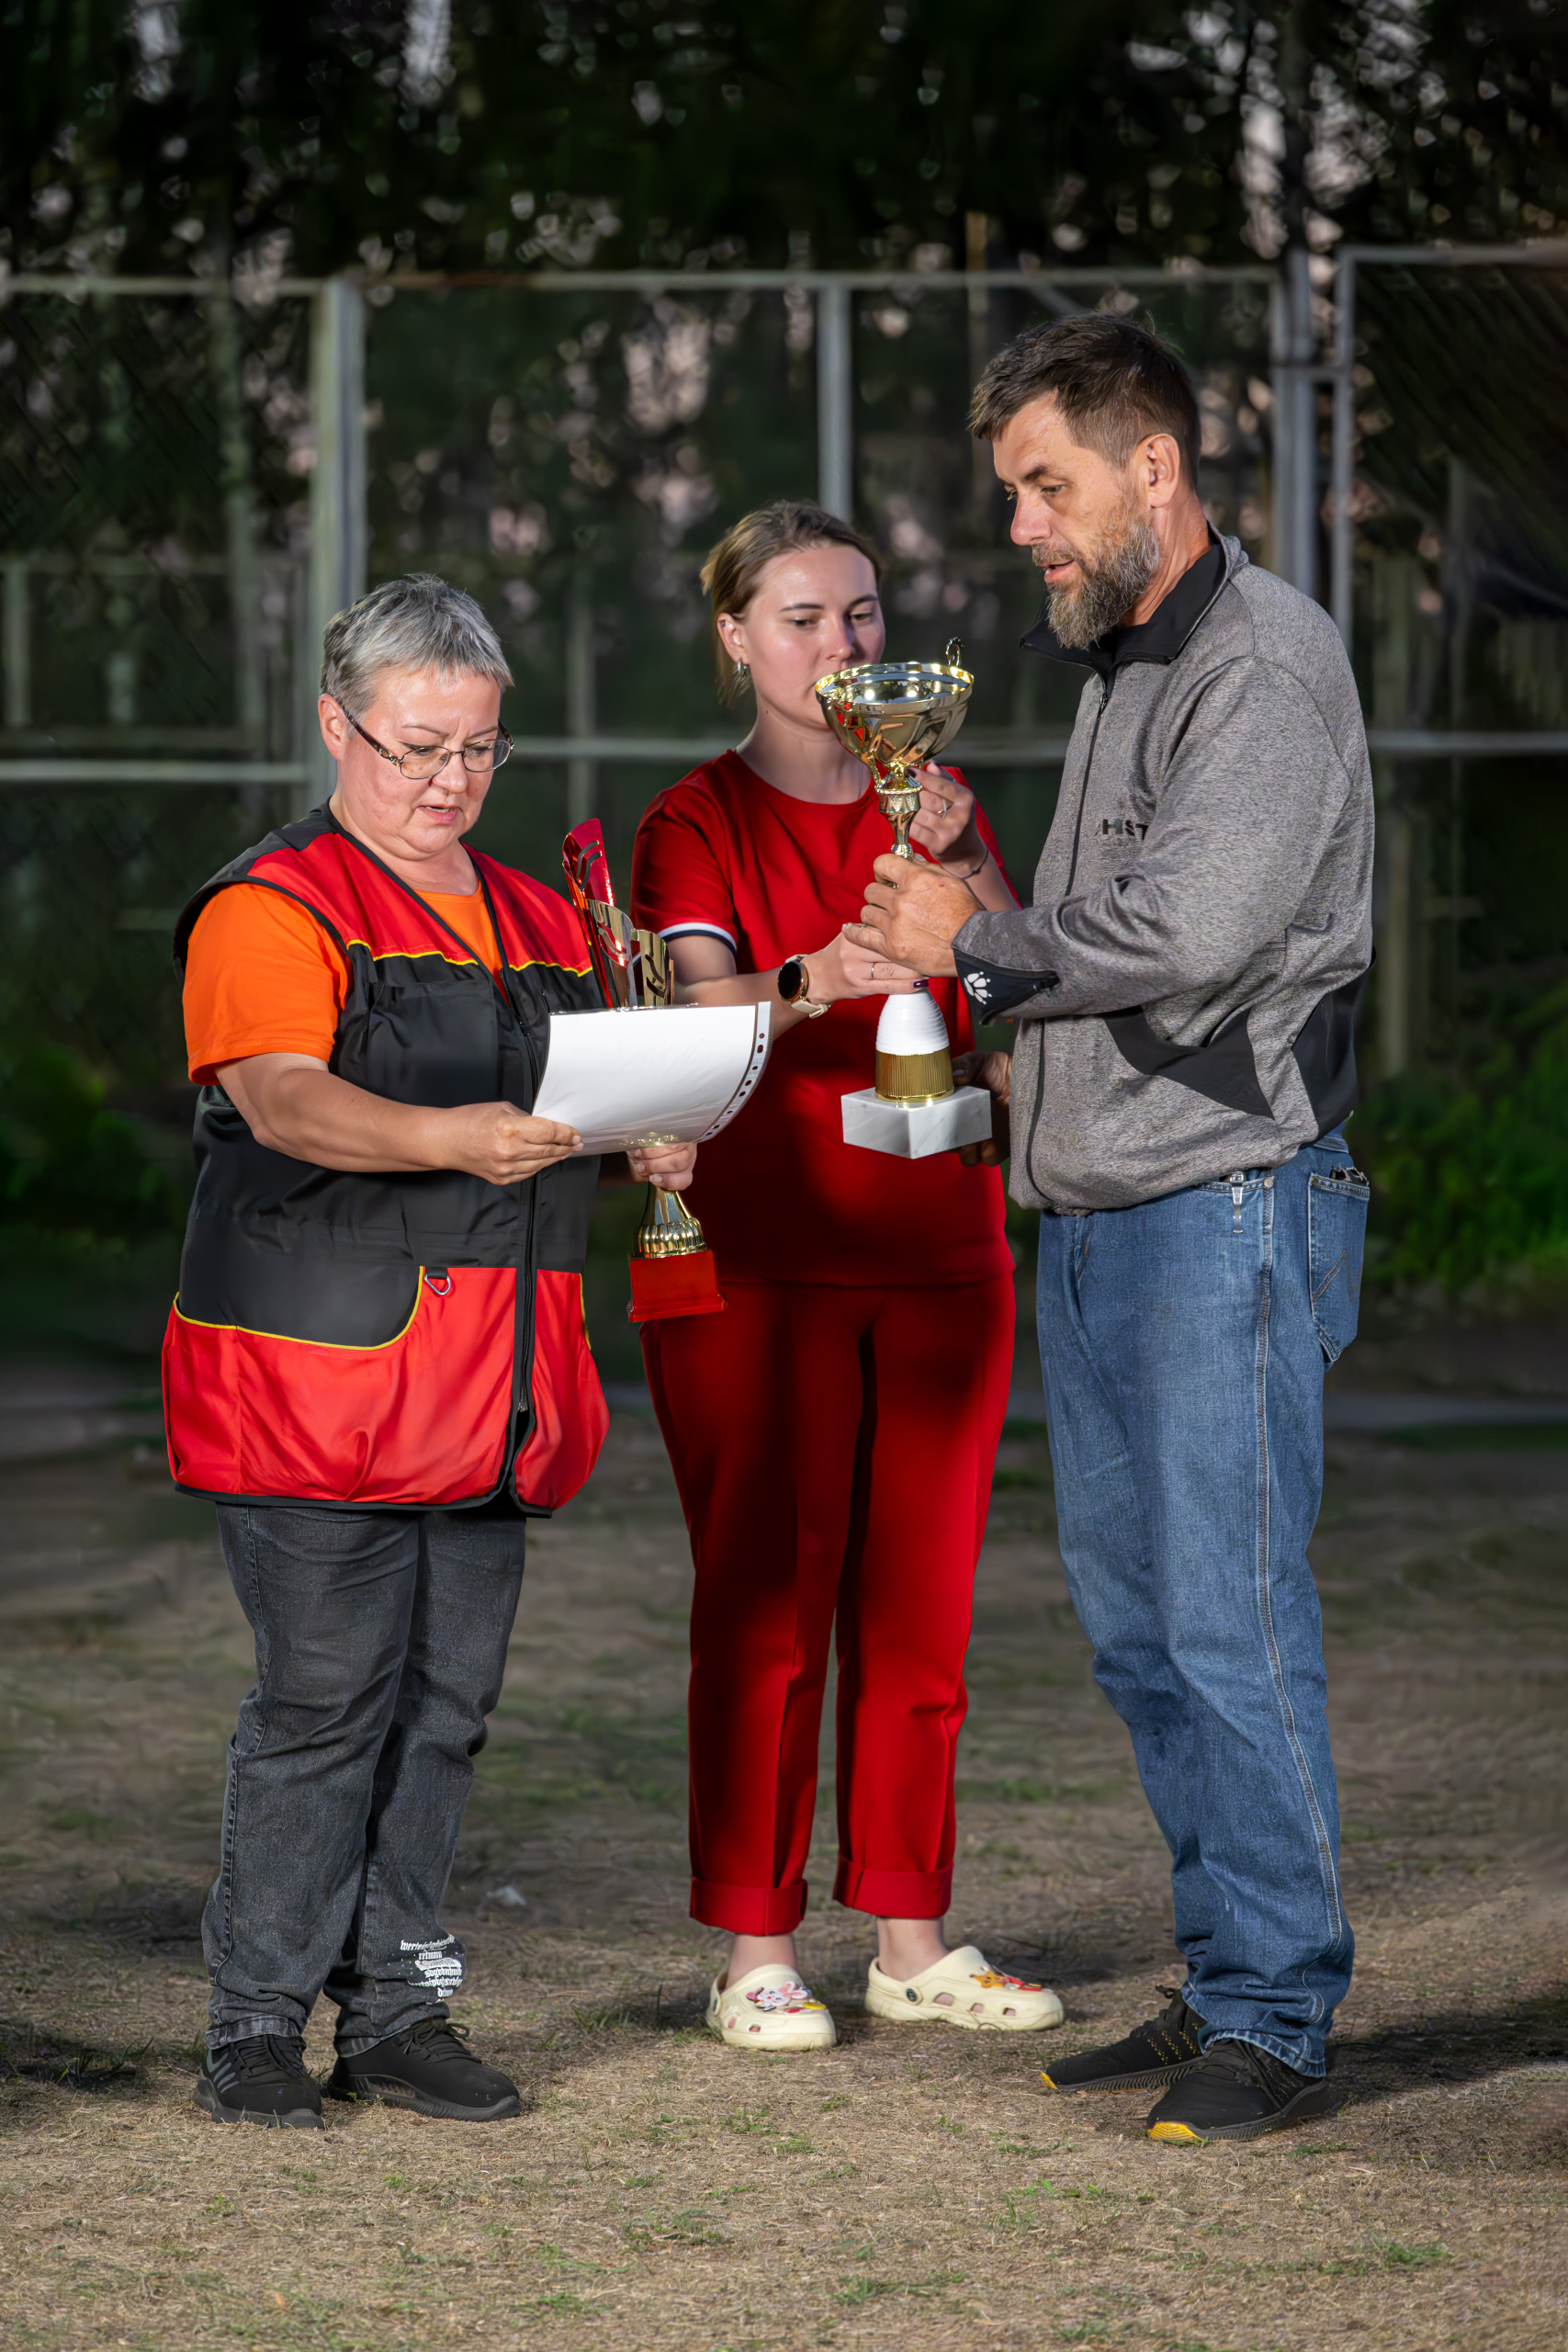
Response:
[706,1963,838,2051]
[864,1943,1065,2032]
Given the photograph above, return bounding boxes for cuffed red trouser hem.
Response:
[691,1878,808,1935]
[833,1860,953,1919]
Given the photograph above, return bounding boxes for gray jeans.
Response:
[205,1499,525,2052]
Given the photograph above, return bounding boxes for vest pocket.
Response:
[163,1266,516,1506]
[513,1269,610,1512]
[1308,1164,1370,1364]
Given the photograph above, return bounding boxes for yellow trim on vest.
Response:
[336,933,592,980]
[172,1275,440,1351]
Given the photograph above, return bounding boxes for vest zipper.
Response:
[1026,671,1112,1194]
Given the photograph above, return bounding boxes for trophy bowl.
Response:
[812,646,993,1161]
[815,652,975,857]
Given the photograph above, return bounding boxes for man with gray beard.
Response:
[850,316,1373,2146]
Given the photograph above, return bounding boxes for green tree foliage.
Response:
[0,1047,183,1237]
[7,4,1568,287]
[1357,986,1568,1292]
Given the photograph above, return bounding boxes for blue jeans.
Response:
[1035,1131,1369,2075]
[205,1500,525,2053]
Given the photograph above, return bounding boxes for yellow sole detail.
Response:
[1147,2120,1207,2143]
[1039,2073,1057,2088]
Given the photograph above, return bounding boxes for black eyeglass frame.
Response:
[336,701,514,781]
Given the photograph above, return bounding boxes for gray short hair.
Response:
[320,574,513,718]
[969,316,1200,489]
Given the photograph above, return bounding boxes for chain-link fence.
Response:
[0,263,1276,1121]
[1328,253,1568,1079]
[0,280,314,1102]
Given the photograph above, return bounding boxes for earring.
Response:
[734,660,750,686]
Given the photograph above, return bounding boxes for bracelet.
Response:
[949,849,990,882]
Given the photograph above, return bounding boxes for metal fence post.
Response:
[304,274,368,810]
[816,283,852,519]
[1328,252,1358,648]
[207,289,265,749]
[1270,244,1318,599]
[566,557,596,827]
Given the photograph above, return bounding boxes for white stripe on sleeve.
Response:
[657,921,738,949]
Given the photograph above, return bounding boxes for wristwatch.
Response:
[777,954,830,1017]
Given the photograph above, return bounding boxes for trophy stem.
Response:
[635,1181,709,1260]
[876,762,922,860]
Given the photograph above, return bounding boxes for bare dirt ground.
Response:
[0,1386,1564,2352]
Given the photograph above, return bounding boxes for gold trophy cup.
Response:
[814,643,994,1159]
[561,820,725,1318]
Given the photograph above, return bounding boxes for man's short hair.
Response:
[968,315,1200,488]
[321,573,513,718]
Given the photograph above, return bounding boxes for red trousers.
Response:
[642,1275,1014,1934]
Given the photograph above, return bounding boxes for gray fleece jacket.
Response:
[953,536,1373,1214]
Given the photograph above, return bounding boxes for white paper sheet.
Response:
[534,1003,772,1151]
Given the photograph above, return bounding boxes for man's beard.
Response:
[1035,496,1160,650]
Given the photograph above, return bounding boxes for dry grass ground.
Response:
[0,1400,1564,2352]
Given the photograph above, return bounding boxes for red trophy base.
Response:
[627,1249,728,1324]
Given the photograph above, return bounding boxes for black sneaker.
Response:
[324,2018,522,2121]
[1039,1985,1204,2094]
[195,2035,324,2130]
[1145,2038,1343,2143]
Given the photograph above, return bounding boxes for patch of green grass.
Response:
[573,1999,636,2032]
[722,2104,772,2135]
[820,2093,851,2112]
[1379,2239,1449,2267]
[47,1807,121,1839]
[382,2172,410,2190]
[626,2210,726,2248]
[835,2270,966,2305]
[776,2132,814,2155]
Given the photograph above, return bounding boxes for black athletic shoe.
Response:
[1039,1985,1205,2094]
[195,2035,324,2130]
[1145,2038,1343,2143]
[324,2018,522,2121]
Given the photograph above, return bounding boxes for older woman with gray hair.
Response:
[164,574,694,2129]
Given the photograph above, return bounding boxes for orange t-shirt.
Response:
[183,880,503,1085]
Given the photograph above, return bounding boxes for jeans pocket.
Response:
[1308,1164,1370,1364]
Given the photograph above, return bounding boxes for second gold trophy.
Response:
[815,641,994,1159]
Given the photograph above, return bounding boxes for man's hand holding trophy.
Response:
[815,639,996,1159]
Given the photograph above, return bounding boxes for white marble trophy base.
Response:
[841,1084,993,1159]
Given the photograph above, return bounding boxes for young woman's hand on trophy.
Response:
[625,1141,699,1192]
[907,763,1005,898]
[668,925,922,1022]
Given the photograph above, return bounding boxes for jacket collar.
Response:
[1021,530,1239,678]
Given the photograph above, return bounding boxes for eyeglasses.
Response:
[338,703,514,782]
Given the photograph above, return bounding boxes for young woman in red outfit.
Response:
[630,502,1065,2051]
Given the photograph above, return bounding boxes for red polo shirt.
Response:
[630,751,1011,1287]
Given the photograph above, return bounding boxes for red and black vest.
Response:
[162,808,610,1513]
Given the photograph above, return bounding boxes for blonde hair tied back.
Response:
[700,500,885,706]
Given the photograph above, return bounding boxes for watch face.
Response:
[779,957,804,1001]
